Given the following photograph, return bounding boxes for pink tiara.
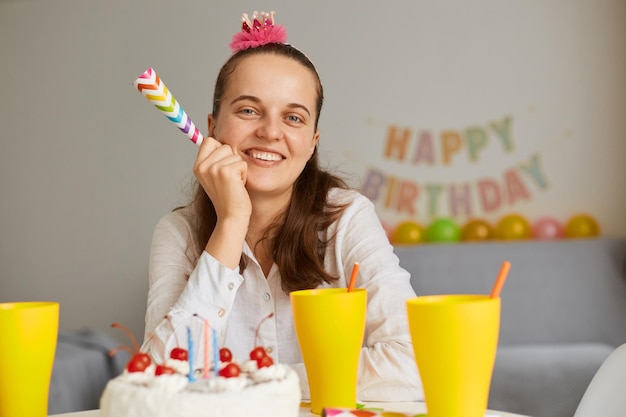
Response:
[229,10,287,53]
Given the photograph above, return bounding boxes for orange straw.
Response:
[347,262,360,292]
[490,261,511,298]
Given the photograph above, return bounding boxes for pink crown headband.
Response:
[229,10,287,53]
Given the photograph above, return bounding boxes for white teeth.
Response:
[248,150,282,161]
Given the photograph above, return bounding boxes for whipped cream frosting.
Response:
[114,359,293,393]
[100,354,301,417]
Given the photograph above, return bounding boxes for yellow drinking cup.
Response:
[291,288,367,415]
[407,295,500,417]
[0,302,59,417]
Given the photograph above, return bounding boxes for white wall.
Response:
[1,0,625,340]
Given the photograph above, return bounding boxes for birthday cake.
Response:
[99,324,301,417]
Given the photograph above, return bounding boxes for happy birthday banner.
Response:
[361,115,550,219]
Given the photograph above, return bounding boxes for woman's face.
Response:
[208,53,320,200]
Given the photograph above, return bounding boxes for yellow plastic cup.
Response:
[0,302,59,417]
[407,295,500,417]
[291,288,367,415]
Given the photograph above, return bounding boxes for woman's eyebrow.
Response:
[286,103,311,117]
[230,95,260,105]
[230,95,311,117]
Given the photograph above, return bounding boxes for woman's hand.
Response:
[193,137,252,223]
[193,137,251,268]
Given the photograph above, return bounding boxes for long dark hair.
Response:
[187,43,349,292]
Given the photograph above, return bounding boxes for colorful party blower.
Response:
[133,68,204,146]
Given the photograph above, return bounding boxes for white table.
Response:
[50,402,530,416]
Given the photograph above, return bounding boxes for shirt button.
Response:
[218,308,226,318]
[228,282,235,290]
[263,293,270,301]
[266,346,273,354]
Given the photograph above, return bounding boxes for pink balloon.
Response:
[532,217,564,240]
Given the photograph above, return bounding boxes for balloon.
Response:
[495,214,531,240]
[565,214,600,238]
[532,217,564,240]
[461,219,494,242]
[426,218,461,243]
[391,220,425,245]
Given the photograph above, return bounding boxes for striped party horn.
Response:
[133,67,204,146]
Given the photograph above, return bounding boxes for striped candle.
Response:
[203,320,210,379]
[212,327,219,377]
[133,67,204,146]
[187,326,196,382]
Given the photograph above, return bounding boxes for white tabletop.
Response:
[50,402,530,417]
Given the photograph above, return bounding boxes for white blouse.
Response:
[141,188,423,401]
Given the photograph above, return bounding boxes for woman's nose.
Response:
[256,114,282,141]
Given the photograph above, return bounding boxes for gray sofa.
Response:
[49,238,625,416]
[395,237,626,417]
[49,328,129,414]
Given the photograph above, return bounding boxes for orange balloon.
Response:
[461,219,494,241]
[392,220,425,245]
[495,214,531,240]
[565,214,600,238]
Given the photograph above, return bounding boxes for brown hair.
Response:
[186,43,349,292]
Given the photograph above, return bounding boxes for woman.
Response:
[142,11,422,401]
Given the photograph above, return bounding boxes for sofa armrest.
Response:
[49,328,130,414]
[490,343,613,417]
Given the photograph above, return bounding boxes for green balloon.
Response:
[426,218,461,243]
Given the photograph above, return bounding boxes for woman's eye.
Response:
[287,115,302,123]
[241,108,255,115]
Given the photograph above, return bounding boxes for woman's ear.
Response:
[207,114,216,137]
[312,130,320,155]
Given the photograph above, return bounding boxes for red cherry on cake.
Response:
[127,352,152,372]
[250,346,275,367]
[256,354,274,368]
[249,312,276,367]
[109,322,154,373]
[170,347,188,361]
[218,362,241,378]
[219,347,233,363]
[249,346,267,362]
[155,364,176,376]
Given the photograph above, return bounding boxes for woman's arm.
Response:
[141,210,244,364]
[332,191,423,401]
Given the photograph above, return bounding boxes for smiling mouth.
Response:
[246,150,284,162]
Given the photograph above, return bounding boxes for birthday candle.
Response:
[133,67,204,146]
[187,327,196,382]
[203,320,210,379]
[212,327,219,377]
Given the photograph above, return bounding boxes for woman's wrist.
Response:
[204,217,248,269]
